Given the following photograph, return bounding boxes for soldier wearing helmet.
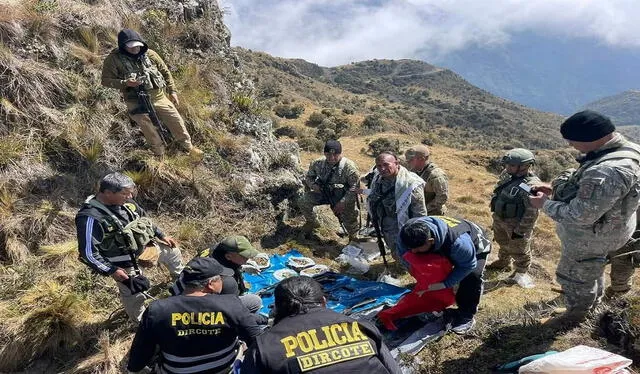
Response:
[487,148,541,287]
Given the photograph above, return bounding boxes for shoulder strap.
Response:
[596,146,640,164]
[86,197,125,230]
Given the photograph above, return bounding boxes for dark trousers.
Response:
[456,254,487,320]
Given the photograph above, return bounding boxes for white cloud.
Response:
[219,0,640,66]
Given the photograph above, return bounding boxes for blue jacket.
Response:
[396,216,477,288]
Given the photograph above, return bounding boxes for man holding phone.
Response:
[488,148,540,288]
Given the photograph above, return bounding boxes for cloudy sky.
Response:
[221,0,640,67]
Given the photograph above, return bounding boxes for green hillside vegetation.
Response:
[0,1,637,373]
[584,90,640,126]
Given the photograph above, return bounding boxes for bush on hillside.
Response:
[367,138,400,156]
[273,125,298,139]
[362,114,386,133]
[297,137,324,152]
[305,112,325,127]
[274,104,304,119]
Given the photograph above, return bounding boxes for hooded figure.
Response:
[101,29,201,157]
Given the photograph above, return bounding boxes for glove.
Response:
[427,282,446,291]
[121,275,151,294]
[511,232,525,240]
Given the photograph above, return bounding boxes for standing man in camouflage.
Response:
[101,29,202,157]
[606,212,640,297]
[405,145,449,215]
[488,148,540,288]
[299,140,361,241]
[368,152,427,257]
[530,111,640,324]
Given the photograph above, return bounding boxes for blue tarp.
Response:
[244,250,409,316]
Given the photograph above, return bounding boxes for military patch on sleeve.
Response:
[578,178,605,199]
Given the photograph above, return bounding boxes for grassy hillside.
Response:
[0,1,637,373]
[584,90,640,126]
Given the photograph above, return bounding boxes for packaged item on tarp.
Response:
[518,345,632,374]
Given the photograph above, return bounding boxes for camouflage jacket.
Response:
[417,162,448,214]
[490,171,540,235]
[544,133,640,250]
[304,157,360,204]
[101,48,177,101]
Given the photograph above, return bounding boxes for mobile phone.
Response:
[518,182,534,195]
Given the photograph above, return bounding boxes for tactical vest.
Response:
[255,308,392,374]
[438,216,491,258]
[421,163,438,203]
[118,52,166,95]
[80,197,155,263]
[553,145,640,203]
[490,175,535,219]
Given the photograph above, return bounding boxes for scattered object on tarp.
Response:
[492,351,559,373]
[300,264,329,277]
[244,250,409,316]
[336,244,372,274]
[518,345,632,374]
[380,313,446,359]
[378,252,455,330]
[286,256,315,271]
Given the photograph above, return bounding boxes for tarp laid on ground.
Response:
[243,250,410,316]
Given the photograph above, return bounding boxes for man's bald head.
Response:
[376,152,400,179]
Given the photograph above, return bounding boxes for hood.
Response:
[117,29,148,58]
[424,217,447,253]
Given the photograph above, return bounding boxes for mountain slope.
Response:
[238,51,566,150]
[583,90,640,126]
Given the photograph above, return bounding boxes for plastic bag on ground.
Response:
[336,245,370,274]
[518,345,632,374]
[377,252,455,330]
[512,272,535,288]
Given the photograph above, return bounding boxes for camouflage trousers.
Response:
[556,253,606,317]
[609,239,638,293]
[298,191,359,236]
[126,96,193,156]
[492,218,532,273]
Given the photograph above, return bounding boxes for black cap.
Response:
[182,257,234,283]
[560,110,615,142]
[323,140,342,154]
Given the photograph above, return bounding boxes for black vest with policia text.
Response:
[437,216,492,259]
[254,308,393,374]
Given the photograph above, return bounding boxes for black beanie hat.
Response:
[324,140,342,154]
[560,110,615,142]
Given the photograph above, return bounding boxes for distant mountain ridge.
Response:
[583,90,640,126]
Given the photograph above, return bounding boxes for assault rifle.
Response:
[130,79,170,145]
[316,178,350,237]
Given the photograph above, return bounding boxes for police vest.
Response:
[78,197,155,263]
[490,175,536,220]
[553,144,640,203]
[255,308,392,374]
[117,50,166,97]
[437,216,491,258]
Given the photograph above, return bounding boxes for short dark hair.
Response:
[273,276,324,323]
[376,151,398,161]
[399,219,432,249]
[183,275,221,289]
[99,172,135,193]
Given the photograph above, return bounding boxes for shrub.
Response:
[342,107,355,115]
[305,112,325,127]
[232,94,255,113]
[367,138,400,156]
[297,137,324,152]
[317,127,336,142]
[273,126,298,139]
[274,104,304,119]
[362,114,386,133]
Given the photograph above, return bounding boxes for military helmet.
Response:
[502,148,535,166]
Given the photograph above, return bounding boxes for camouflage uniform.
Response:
[101,29,194,155]
[299,157,360,237]
[417,162,449,215]
[544,133,640,316]
[608,211,640,294]
[368,167,427,255]
[490,171,541,273]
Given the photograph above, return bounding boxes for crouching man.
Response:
[127,257,262,373]
[397,216,491,334]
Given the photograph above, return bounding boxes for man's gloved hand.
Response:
[241,262,261,274]
[511,232,525,240]
[121,275,151,294]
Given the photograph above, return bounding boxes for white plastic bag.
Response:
[336,245,371,274]
[519,345,632,374]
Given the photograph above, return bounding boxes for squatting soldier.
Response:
[299,140,361,240]
[128,257,261,373]
[101,29,202,157]
[405,145,449,215]
[488,148,540,288]
[241,276,401,373]
[76,173,183,322]
[367,152,427,256]
[530,111,640,324]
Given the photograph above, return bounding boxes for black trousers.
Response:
[456,253,488,320]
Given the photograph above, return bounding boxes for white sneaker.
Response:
[512,272,535,288]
